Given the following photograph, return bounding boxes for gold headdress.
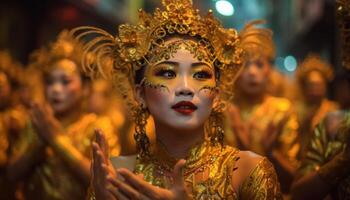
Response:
[336,0,350,69]
[30,30,84,75]
[239,20,276,61]
[296,54,333,85]
[0,51,24,87]
[71,0,243,108]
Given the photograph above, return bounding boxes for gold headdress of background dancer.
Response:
[239,20,275,62]
[296,54,334,86]
[71,0,244,156]
[29,30,84,76]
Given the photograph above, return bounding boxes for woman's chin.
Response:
[162,119,204,132]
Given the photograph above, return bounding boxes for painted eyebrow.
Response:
[155,61,179,67]
[191,62,212,68]
[154,61,212,68]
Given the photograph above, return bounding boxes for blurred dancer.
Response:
[227,21,300,193]
[7,31,119,200]
[0,51,27,199]
[292,1,350,199]
[294,54,338,157]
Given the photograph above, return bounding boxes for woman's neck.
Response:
[154,122,205,159]
[236,91,267,108]
[55,104,84,128]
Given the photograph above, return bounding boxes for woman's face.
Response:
[45,59,84,115]
[236,57,271,96]
[304,70,326,102]
[139,40,217,131]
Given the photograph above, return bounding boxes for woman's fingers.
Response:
[107,175,151,200]
[117,168,163,198]
[107,186,129,200]
[92,142,108,183]
[172,159,186,190]
[95,129,109,160]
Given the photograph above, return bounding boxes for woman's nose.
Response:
[51,83,63,94]
[175,77,194,97]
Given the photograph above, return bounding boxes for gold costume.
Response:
[17,113,118,200]
[135,141,282,199]
[230,96,300,165]
[72,0,282,199]
[296,98,338,154]
[296,111,350,199]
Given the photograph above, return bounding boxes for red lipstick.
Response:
[171,101,197,115]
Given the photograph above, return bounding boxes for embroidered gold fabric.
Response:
[134,141,282,199]
[239,158,283,200]
[296,111,350,199]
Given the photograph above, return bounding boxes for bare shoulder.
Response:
[110,155,137,171]
[231,151,264,191]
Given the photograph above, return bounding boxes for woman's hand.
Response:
[260,116,288,155]
[107,159,190,200]
[30,102,62,142]
[92,129,117,200]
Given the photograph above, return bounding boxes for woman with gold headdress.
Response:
[0,51,27,199]
[225,20,299,194]
[6,31,120,200]
[72,0,282,199]
[294,54,338,158]
[291,0,350,199]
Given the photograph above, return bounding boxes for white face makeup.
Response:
[236,57,271,96]
[45,59,84,115]
[140,40,218,131]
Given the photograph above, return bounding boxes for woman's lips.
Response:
[171,101,197,115]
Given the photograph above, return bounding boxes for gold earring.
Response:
[133,105,150,158]
[209,101,226,146]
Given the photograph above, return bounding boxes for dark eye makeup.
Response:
[193,70,213,80]
[155,69,176,79]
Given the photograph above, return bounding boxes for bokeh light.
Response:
[284,55,297,72]
[215,0,234,16]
